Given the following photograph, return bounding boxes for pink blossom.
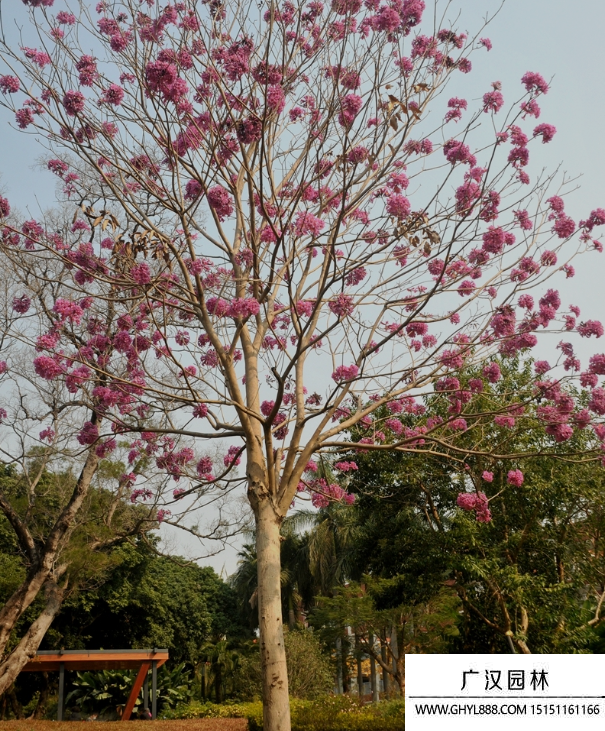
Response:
[482,470,493,482]
[101,84,125,105]
[514,209,533,231]
[224,445,242,467]
[578,320,604,339]
[450,418,468,431]
[334,461,358,472]
[63,90,86,116]
[456,493,476,511]
[266,85,286,114]
[197,456,214,477]
[347,146,368,164]
[507,469,524,487]
[458,279,475,297]
[332,364,359,382]
[76,55,98,86]
[77,421,99,445]
[0,76,20,94]
[53,298,84,324]
[0,361,7,375]
[130,262,152,285]
[483,90,504,113]
[193,403,209,418]
[338,94,363,127]
[294,211,325,237]
[33,356,64,380]
[206,297,229,316]
[57,11,76,24]
[553,215,575,239]
[455,180,481,215]
[443,139,476,166]
[494,415,515,428]
[185,180,202,201]
[521,71,549,95]
[12,295,31,313]
[16,108,34,129]
[22,47,51,67]
[386,194,411,219]
[541,250,557,266]
[207,186,234,221]
[227,298,261,319]
[533,123,556,143]
[328,294,355,318]
[534,360,550,375]
[483,362,501,383]
[146,60,178,94]
[479,37,492,50]
[589,387,605,415]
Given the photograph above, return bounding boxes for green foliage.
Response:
[231,629,334,701]
[48,541,249,663]
[65,663,192,717]
[165,697,405,731]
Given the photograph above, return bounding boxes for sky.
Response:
[0,0,604,575]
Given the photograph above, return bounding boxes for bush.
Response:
[231,629,333,701]
[65,663,192,717]
[166,697,405,731]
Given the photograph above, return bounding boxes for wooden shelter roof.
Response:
[21,649,169,673]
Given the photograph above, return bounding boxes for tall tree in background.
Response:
[1,1,605,727]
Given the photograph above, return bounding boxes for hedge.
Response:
[164,697,405,731]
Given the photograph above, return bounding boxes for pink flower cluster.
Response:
[224,445,243,467]
[456,491,491,523]
[328,294,355,318]
[227,298,261,319]
[338,94,363,127]
[294,211,325,238]
[309,477,355,508]
[332,364,359,382]
[63,90,86,116]
[207,186,234,221]
[77,421,99,446]
[53,298,84,324]
[507,469,524,487]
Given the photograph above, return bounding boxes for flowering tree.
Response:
[1,0,605,727]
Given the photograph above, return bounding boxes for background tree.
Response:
[1,1,605,728]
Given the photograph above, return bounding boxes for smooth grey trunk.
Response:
[256,500,291,731]
[0,581,64,698]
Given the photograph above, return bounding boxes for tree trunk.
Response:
[0,581,64,698]
[32,673,49,719]
[256,500,290,731]
[355,634,364,703]
[0,569,54,659]
[381,633,389,697]
[335,637,343,695]
[0,447,98,658]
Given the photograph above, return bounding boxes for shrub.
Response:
[165,697,405,731]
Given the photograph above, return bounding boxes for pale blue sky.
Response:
[0,0,603,573]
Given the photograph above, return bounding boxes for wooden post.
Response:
[143,673,149,710]
[57,663,65,721]
[151,660,157,720]
[122,662,151,721]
